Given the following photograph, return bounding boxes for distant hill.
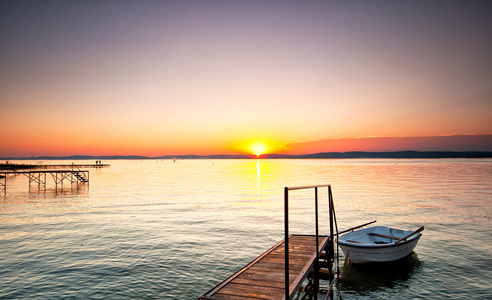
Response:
[1,151,492,160]
[263,151,492,159]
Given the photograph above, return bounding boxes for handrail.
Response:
[286,184,331,191]
[284,184,336,300]
[71,163,82,172]
[71,163,88,182]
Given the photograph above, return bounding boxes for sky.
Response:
[1,0,492,157]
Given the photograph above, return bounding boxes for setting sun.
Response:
[250,141,269,158]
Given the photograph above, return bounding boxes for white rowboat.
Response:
[338,225,424,264]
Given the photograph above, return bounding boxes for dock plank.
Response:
[199,234,329,300]
[215,282,285,299]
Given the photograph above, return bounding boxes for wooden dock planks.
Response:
[0,163,109,171]
[200,234,329,300]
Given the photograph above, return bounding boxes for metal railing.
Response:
[284,184,336,300]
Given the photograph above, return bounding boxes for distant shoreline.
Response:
[1,151,492,160]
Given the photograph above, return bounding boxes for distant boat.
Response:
[338,225,424,264]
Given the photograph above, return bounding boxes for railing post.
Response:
[284,187,289,299]
[328,186,334,280]
[314,187,319,300]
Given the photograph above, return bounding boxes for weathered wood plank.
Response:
[216,282,284,299]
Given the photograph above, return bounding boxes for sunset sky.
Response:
[1,1,492,157]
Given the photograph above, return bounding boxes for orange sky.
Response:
[1,1,492,157]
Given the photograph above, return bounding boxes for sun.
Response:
[250,141,269,158]
[230,139,276,158]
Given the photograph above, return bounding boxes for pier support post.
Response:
[28,172,46,190]
[0,174,6,194]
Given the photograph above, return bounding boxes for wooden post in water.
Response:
[0,173,6,194]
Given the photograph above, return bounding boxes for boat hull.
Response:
[338,226,422,264]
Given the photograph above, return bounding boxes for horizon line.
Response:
[2,150,492,160]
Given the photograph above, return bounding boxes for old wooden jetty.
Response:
[199,185,337,300]
[27,163,109,169]
[0,168,89,192]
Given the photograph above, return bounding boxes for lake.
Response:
[1,159,491,299]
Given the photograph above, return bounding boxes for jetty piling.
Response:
[199,184,338,300]
[0,163,108,192]
[0,174,5,191]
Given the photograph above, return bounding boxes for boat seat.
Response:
[374,240,390,244]
[367,232,400,240]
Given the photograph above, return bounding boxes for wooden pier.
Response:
[200,235,331,300]
[0,169,89,192]
[0,163,109,170]
[200,185,337,300]
[0,163,110,192]
[26,164,109,169]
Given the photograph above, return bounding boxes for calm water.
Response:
[1,159,491,299]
